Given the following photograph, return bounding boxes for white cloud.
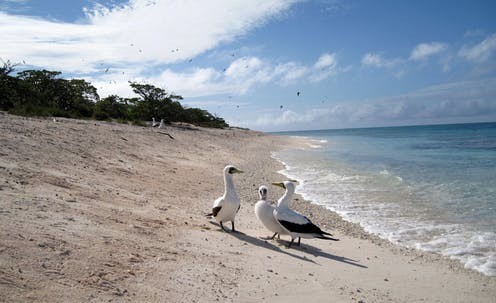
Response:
[310,53,339,82]
[314,53,337,69]
[361,53,399,68]
[410,42,447,60]
[1,1,348,98]
[92,52,342,98]
[459,33,496,62]
[241,78,496,130]
[274,62,309,85]
[0,0,298,72]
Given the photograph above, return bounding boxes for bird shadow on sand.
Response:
[208,221,316,264]
[274,239,368,269]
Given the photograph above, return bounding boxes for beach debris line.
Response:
[254,185,288,240]
[205,165,244,232]
[272,180,339,248]
[157,132,174,140]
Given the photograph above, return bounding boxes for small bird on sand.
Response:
[272,180,339,247]
[158,119,167,129]
[152,117,159,127]
[206,165,244,232]
[254,185,288,240]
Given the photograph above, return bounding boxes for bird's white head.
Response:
[258,185,268,200]
[272,180,298,189]
[224,165,244,175]
[271,180,298,207]
[271,180,297,191]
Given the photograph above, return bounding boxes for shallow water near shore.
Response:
[273,122,496,277]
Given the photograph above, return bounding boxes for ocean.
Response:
[272,122,496,277]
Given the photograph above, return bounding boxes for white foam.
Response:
[308,144,322,149]
[272,149,496,277]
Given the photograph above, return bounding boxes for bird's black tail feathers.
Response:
[205,212,213,218]
[320,230,332,236]
[319,235,339,241]
[319,232,340,241]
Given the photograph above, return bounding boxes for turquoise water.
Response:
[273,122,496,277]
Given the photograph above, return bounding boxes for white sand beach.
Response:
[1,113,495,302]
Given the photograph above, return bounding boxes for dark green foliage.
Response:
[94,95,129,120]
[128,81,184,122]
[2,67,98,118]
[0,60,229,128]
[181,107,228,128]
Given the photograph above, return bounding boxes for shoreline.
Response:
[1,114,494,302]
[271,135,496,279]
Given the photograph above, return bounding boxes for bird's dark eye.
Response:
[228,167,236,174]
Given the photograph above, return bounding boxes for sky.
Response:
[1,0,496,131]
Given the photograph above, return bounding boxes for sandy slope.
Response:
[0,113,494,302]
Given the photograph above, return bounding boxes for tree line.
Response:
[0,60,228,128]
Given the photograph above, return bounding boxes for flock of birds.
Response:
[206,165,339,248]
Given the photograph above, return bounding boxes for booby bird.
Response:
[254,185,288,240]
[272,181,339,247]
[152,117,159,127]
[158,119,167,129]
[206,165,244,232]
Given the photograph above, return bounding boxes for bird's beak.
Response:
[272,182,285,189]
[232,168,244,174]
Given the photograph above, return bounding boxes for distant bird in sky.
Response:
[206,165,244,232]
[104,68,109,73]
[297,91,300,96]
[272,180,339,247]
[280,105,283,109]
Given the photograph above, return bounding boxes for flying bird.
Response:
[206,165,244,232]
[254,185,288,240]
[272,180,339,247]
[297,91,300,97]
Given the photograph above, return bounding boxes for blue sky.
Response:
[1,0,496,131]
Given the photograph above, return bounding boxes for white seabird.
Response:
[272,180,339,247]
[152,117,159,127]
[254,185,288,239]
[206,165,244,232]
[158,119,167,129]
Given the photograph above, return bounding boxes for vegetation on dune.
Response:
[0,60,228,128]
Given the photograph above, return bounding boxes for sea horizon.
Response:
[270,120,496,135]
